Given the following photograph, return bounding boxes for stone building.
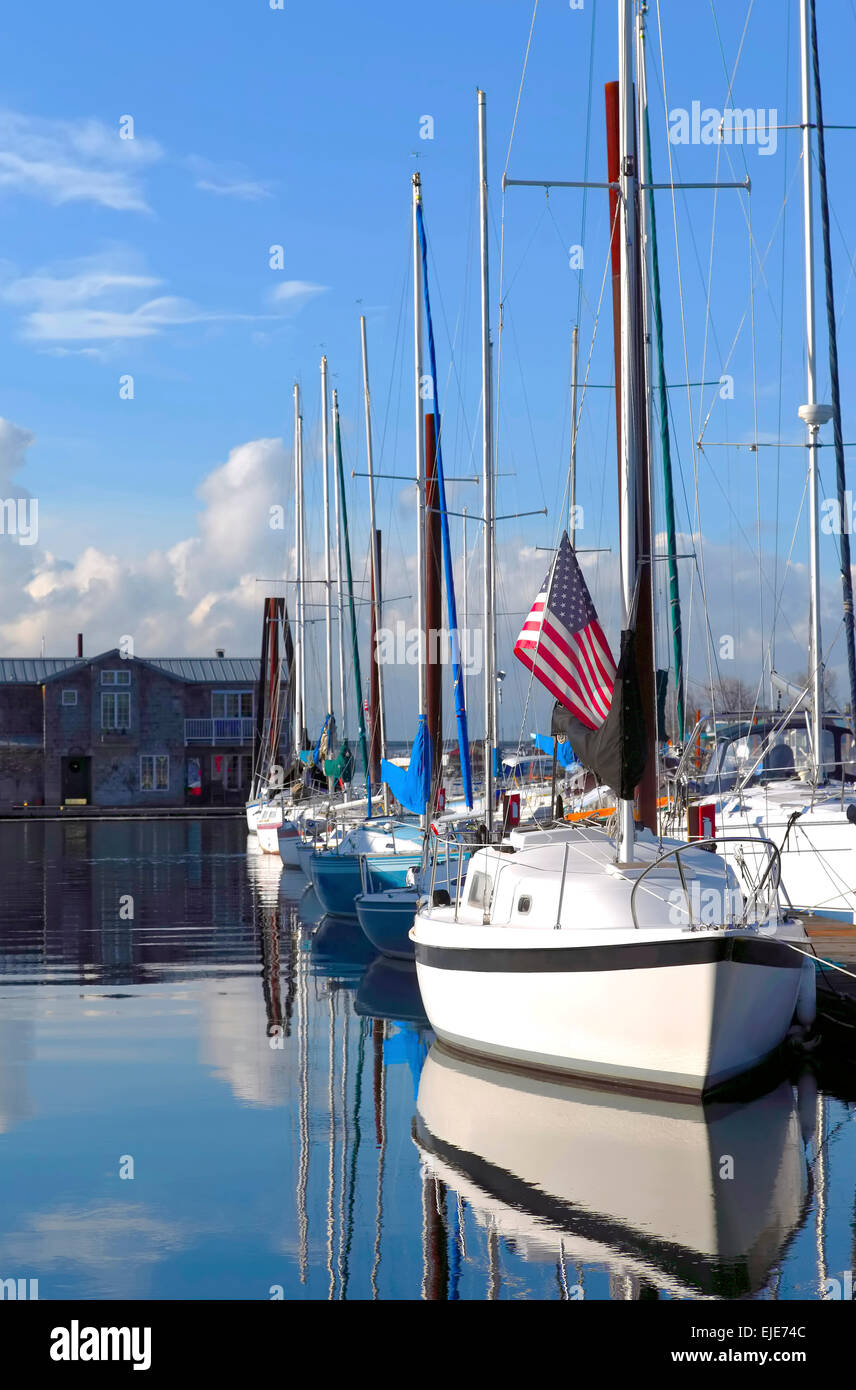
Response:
[0,650,278,808]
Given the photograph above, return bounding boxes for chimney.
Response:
[215,648,225,658]
[77,633,83,658]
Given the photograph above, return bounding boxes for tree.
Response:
[789,668,839,711]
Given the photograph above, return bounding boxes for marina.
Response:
[2,0,856,1344]
[1,816,855,1302]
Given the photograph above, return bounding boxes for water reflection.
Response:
[0,819,853,1299]
[414,1045,814,1299]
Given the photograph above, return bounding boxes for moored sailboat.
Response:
[411,53,811,1097]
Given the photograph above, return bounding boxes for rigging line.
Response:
[707,0,756,182]
[498,201,550,302]
[507,207,617,755]
[574,0,598,331]
[496,4,541,543]
[503,0,540,177]
[544,200,607,328]
[696,137,722,480]
[645,43,781,319]
[654,0,720,740]
[748,188,767,716]
[695,157,803,447]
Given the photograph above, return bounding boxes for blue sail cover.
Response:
[416,202,473,808]
[534,732,577,769]
[313,712,332,767]
[382,715,432,816]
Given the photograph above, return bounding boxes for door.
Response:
[61,755,91,803]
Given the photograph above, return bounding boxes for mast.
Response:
[462,506,469,721]
[425,411,443,794]
[321,355,335,792]
[806,0,856,748]
[333,389,372,805]
[292,384,303,754]
[333,419,347,742]
[360,316,388,808]
[617,0,641,862]
[413,172,428,826]
[297,401,307,743]
[321,355,334,726]
[800,0,826,781]
[569,325,579,546]
[478,88,495,833]
[637,9,685,745]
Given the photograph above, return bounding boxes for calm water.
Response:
[0,817,855,1301]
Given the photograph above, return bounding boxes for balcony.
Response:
[185,718,255,745]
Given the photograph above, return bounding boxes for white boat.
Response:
[668,712,856,921]
[414,1044,809,1298]
[247,795,284,837]
[412,823,811,1095]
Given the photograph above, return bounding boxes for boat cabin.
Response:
[679,712,855,796]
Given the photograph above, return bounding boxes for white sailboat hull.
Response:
[256,821,282,855]
[413,924,803,1095]
[277,820,301,868]
[246,801,284,835]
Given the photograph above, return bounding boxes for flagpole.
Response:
[321,355,334,793]
[413,172,428,829]
[292,384,303,755]
[617,0,639,863]
[297,402,307,745]
[361,315,388,811]
[478,88,495,835]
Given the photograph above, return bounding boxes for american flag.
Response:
[513,532,616,730]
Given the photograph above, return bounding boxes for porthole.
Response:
[518,895,532,914]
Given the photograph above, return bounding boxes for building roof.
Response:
[0,658,86,683]
[147,657,263,683]
[0,654,271,685]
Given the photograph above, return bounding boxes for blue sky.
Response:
[1,0,856,738]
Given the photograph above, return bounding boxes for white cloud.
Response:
[0,421,291,657]
[269,280,328,310]
[0,253,274,343]
[187,155,272,201]
[0,109,161,212]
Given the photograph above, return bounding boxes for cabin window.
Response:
[101,692,130,730]
[140,755,169,791]
[102,669,131,686]
[61,690,77,706]
[517,895,532,914]
[212,690,253,719]
[468,870,493,909]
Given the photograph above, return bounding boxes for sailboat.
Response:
[410,35,811,1096]
[666,0,856,926]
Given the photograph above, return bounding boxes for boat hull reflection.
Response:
[414,1044,809,1299]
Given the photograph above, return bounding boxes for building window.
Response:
[212,753,253,790]
[102,669,131,686]
[141,755,169,791]
[102,691,131,729]
[61,690,78,706]
[212,690,253,719]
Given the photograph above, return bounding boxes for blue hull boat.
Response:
[354,888,419,959]
[311,850,422,920]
